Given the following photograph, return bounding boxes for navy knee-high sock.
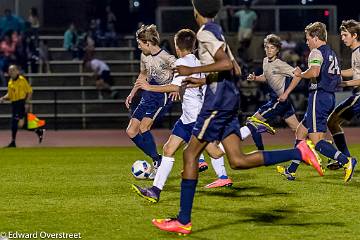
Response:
[130,133,153,158]
[287,139,302,173]
[332,132,350,157]
[263,148,302,166]
[247,123,264,150]
[178,179,198,225]
[142,130,161,164]
[11,118,18,142]
[315,140,349,165]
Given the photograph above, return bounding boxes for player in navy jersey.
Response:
[151,1,323,235]
[277,22,357,182]
[327,19,360,170]
[131,29,232,203]
[125,24,176,178]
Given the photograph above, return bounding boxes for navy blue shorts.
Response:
[330,94,360,122]
[192,109,241,142]
[172,119,195,143]
[132,93,170,121]
[99,70,113,86]
[302,90,335,133]
[11,99,26,120]
[257,98,295,120]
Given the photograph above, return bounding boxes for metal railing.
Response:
[156,5,337,33]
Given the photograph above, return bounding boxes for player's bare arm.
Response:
[175,47,232,76]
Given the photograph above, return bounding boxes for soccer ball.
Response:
[131,160,151,179]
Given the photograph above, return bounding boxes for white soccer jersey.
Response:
[171,54,205,124]
[262,57,295,96]
[140,49,177,85]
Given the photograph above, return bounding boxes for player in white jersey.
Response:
[327,19,360,170]
[131,29,233,203]
[241,34,301,154]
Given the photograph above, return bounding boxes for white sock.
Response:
[211,156,227,178]
[153,156,174,190]
[199,153,205,161]
[240,126,251,140]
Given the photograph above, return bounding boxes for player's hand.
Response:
[182,77,206,88]
[25,103,31,112]
[278,92,288,102]
[247,72,256,81]
[134,78,150,90]
[169,91,180,101]
[174,65,193,76]
[0,97,4,103]
[339,81,348,87]
[125,95,133,109]
[293,67,302,77]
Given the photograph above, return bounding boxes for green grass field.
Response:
[1,145,360,240]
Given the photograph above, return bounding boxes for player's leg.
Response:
[204,142,233,188]
[240,100,278,149]
[327,96,359,157]
[276,114,302,180]
[247,112,266,150]
[284,114,300,133]
[139,117,162,168]
[132,134,184,203]
[152,135,208,234]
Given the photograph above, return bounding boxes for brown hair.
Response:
[263,34,282,50]
[305,22,327,41]
[340,19,360,41]
[175,29,196,52]
[136,24,160,46]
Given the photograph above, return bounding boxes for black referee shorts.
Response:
[11,99,26,120]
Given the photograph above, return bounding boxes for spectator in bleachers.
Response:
[85,58,114,99]
[280,32,299,66]
[105,5,117,26]
[233,2,257,62]
[0,9,25,37]
[38,40,51,73]
[0,32,18,70]
[82,32,95,62]
[27,7,40,46]
[16,32,37,73]
[104,22,119,47]
[63,23,83,60]
[94,19,106,47]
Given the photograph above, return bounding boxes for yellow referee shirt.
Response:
[7,75,33,102]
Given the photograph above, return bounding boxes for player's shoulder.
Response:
[352,46,360,57]
[176,54,198,66]
[198,22,224,42]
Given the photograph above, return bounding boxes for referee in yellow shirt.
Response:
[0,65,44,147]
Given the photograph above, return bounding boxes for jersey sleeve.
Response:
[171,58,186,86]
[308,49,323,67]
[24,77,33,94]
[277,60,295,77]
[197,30,224,58]
[140,53,146,72]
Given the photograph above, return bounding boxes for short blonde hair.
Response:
[136,24,160,46]
[305,22,327,41]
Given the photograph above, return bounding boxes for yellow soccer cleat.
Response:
[344,157,357,183]
[246,116,276,135]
